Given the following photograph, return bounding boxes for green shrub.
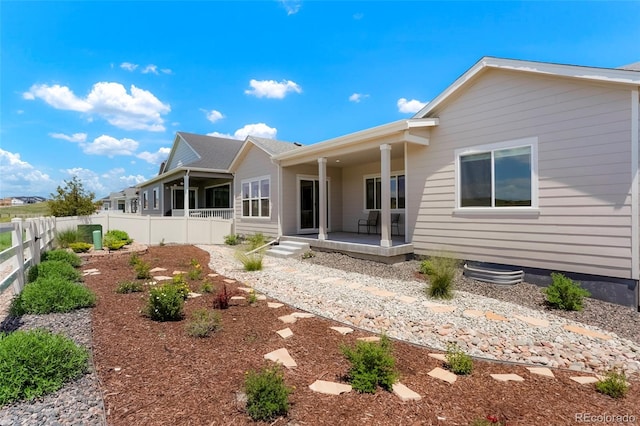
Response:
[10,276,96,315]
[103,234,126,250]
[247,289,258,305]
[171,275,191,299]
[596,369,629,398]
[341,334,398,393]
[245,365,291,421]
[423,255,458,300]
[27,260,81,283]
[55,228,79,249]
[445,343,473,375]
[104,229,132,244]
[186,309,222,338]
[134,259,152,279]
[144,284,184,321]
[187,258,203,280]
[246,233,267,251]
[544,273,590,311]
[200,280,215,293]
[224,234,241,246]
[69,242,92,253]
[41,249,81,267]
[235,251,263,271]
[115,281,144,294]
[301,250,315,259]
[128,253,140,266]
[0,329,88,406]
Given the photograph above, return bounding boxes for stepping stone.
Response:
[256,295,267,301]
[187,292,202,299]
[429,305,457,313]
[150,267,167,273]
[86,271,101,276]
[422,300,442,307]
[309,380,352,395]
[278,315,297,324]
[83,268,99,274]
[346,282,363,289]
[238,287,253,293]
[330,326,354,335]
[361,286,380,292]
[485,311,509,321]
[392,383,421,401]
[526,367,555,378]
[463,309,484,318]
[154,276,172,281]
[563,325,611,340]
[291,312,315,319]
[428,367,457,384]
[276,328,293,339]
[490,374,525,382]
[207,273,219,277]
[268,302,284,309]
[370,289,396,298]
[172,270,186,275]
[396,295,417,304]
[514,315,549,327]
[230,296,246,301]
[283,268,299,274]
[357,336,380,342]
[319,277,340,284]
[428,353,447,362]
[223,279,236,284]
[570,376,599,384]
[264,348,297,369]
[332,279,349,286]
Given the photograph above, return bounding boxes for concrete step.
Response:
[266,241,310,258]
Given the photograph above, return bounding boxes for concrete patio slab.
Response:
[276,328,293,339]
[514,315,550,327]
[526,367,555,378]
[330,326,354,335]
[428,367,457,384]
[490,374,525,382]
[268,302,284,309]
[570,376,599,384]
[563,325,612,340]
[278,315,297,324]
[264,348,297,369]
[428,353,447,362]
[309,380,352,395]
[392,383,422,401]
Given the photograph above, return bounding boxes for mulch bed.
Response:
[83,245,639,426]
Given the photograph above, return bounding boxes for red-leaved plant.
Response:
[213,284,230,309]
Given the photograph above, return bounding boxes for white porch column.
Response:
[380,144,392,248]
[318,157,328,240]
[183,171,190,217]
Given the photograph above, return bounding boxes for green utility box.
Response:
[92,230,103,250]
[77,224,102,244]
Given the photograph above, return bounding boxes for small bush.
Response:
[41,249,81,267]
[341,334,398,393]
[69,242,92,253]
[301,250,315,259]
[246,233,267,251]
[423,255,458,300]
[213,284,230,309]
[116,281,144,294]
[187,258,203,280]
[596,369,629,398]
[104,229,132,244]
[235,251,263,271]
[247,289,258,305]
[55,228,79,249]
[128,253,141,266]
[224,234,241,246]
[103,234,126,251]
[186,309,222,338]
[200,280,215,293]
[445,343,473,375]
[0,329,88,406]
[544,273,590,311]
[245,365,291,422]
[144,284,184,321]
[10,276,96,316]
[27,260,81,283]
[171,275,191,299]
[134,259,152,279]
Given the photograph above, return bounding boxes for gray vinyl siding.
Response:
[409,69,634,278]
[166,138,198,171]
[233,146,280,238]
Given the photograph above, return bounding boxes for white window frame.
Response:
[363,170,406,211]
[241,175,271,219]
[152,187,159,210]
[171,186,198,210]
[454,137,539,213]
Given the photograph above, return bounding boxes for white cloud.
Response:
[207,123,278,140]
[397,97,428,114]
[120,62,138,72]
[141,64,158,74]
[49,132,87,143]
[206,131,235,139]
[279,0,301,15]
[204,109,224,123]
[161,68,173,75]
[349,93,369,103]
[245,79,302,99]
[24,82,170,131]
[0,149,54,196]
[137,147,171,165]
[63,167,147,196]
[82,135,139,157]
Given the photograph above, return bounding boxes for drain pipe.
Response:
[632,88,639,312]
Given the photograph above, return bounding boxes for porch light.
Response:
[335,159,340,163]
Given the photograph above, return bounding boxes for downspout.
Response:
[275,159,283,238]
[632,88,639,311]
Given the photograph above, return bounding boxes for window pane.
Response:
[188,190,196,209]
[261,179,269,198]
[390,177,397,209]
[242,183,250,199]
[251,200,259,216]
[261,198,269,217]
[398,175,405,209]
[375,178,381,210]
[174,190,184,209]
[251,181,259,198]
[205,188,214,208]
[214,185,230,208]
[365,178,375,210]
[460,153,491,207]
[495,147,531,206]
[242,200,249,216]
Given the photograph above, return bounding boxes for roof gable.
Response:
[229,136,302,172]
[163,132,244,173]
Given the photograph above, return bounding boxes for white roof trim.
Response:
[138,166,231,187]
[414,57,640,118]
[274,118,438,161]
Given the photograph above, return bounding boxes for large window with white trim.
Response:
[242,177,270,217]
[457,138,537,208]
[205,184,231,208]
[364,174,405,210]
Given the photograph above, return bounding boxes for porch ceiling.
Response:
[282,140,407,168]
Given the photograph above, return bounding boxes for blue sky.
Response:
[1,1,639,199]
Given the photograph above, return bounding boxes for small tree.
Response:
[48,176,97,217]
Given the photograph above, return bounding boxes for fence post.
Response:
[11,218,25,294]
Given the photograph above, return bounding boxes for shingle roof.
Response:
[618,61,640,71]
[247,136,302,156]
[177,132,244,170]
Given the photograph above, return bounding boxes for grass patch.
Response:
[0,329,88,406]
[10,276,96,315]
[421,254,459,300]
[186,309,222,338]
[245,365,291,422]
[235,250,264,271]
[115,281,144,294]
[55,228,80,249]
[341,334,398,393]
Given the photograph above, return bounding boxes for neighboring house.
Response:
[3,196,47,206]
[102,187,139,213]
[138,132,245,218]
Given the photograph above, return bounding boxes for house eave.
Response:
[137,167,231,188]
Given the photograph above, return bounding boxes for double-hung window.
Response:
[242,177,270,217]
[365,174,405,210]
[152,188,159,209]
[456,138,537,209]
